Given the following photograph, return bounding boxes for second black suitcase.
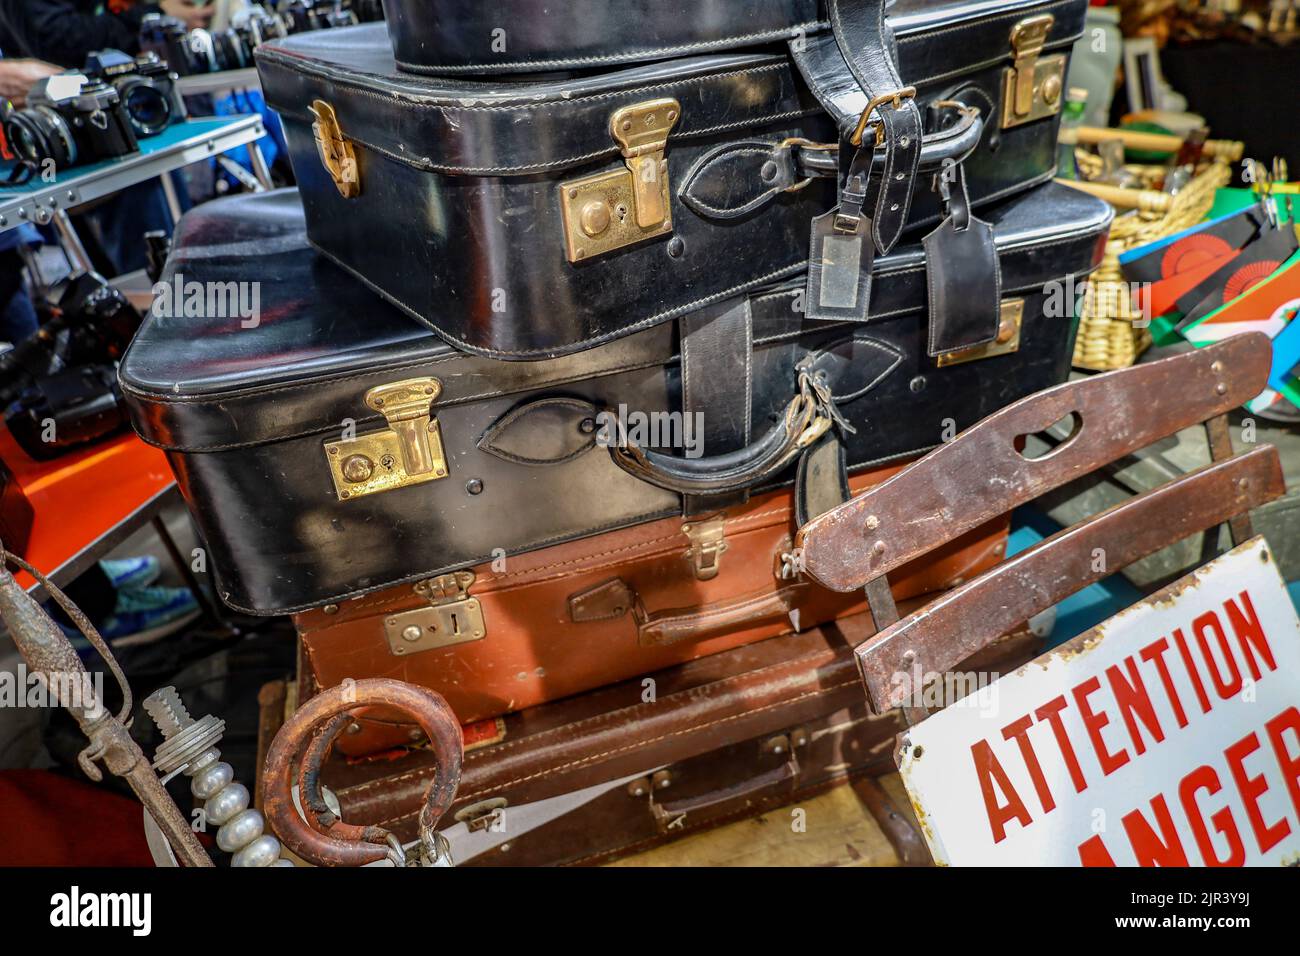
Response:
[119,182,1109,614]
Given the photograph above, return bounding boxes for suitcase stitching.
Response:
[340,109,823,176]
[342,656,853,791]
[266,59,792,113]
[392,23,831,73]
[351,675,861,814]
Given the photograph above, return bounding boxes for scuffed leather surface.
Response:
[119,184,1111,614]
[257,2,1084,358]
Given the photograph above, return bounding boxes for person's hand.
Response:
[0,59,62,108]
[160,0,216,31]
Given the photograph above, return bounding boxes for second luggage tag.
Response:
[923,160,1001,358]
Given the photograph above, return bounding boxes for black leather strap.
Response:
[795,431,850,528]
[679,296,753,515]
[827,0,923,255]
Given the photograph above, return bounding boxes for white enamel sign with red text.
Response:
[898,536,1300,866]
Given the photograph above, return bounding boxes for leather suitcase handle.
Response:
[794,100,983,179]
[649,754,800,834]
[608,364,836,496]
[636,582,808,647]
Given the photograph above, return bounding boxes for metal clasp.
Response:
[682,515,728,581]
[309,99,360,198]
[558,98,680,262]
[383,571,487,656]
[850,87,917,148]
[1001,15,1065,128]
[935,299,1026,367]
[324,377,449,500]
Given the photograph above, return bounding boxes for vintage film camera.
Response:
[85,49,188,139]
[0,73,137,173]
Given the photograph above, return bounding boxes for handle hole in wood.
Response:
[1015,410,1082,461]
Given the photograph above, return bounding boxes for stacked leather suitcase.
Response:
[120,0,1111,862]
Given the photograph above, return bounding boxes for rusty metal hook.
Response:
[263,679,463,866]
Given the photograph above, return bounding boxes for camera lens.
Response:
[118,78,170,137]
[3,106,76,168]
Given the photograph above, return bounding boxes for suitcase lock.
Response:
[383,571,486,656]
[935,298,1024,367]
[309,99,360,198]
[1000,15,1065,129]
[325,377,449,500]
[558,98,680,262]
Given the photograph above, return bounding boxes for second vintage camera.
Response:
[85,49,188,138]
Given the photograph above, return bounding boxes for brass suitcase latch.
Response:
[559,98,680,262]
[310,99,360,198]
[384,571,486,656]
[325,377,448,500]
[935,299,1025,367]
[1001,15,1065,129]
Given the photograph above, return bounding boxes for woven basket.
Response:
[1071,159,1232,371]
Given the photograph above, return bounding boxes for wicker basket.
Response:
[1070,158,1232,371]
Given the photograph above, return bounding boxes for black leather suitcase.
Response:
[255,0,1087,358]
[118,182,1109,615]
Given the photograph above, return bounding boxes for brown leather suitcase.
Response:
[294,461,1010,755]
[294,614,1040,866]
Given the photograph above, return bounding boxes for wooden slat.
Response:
[853,446,1285,713]
[797,333,1272,592]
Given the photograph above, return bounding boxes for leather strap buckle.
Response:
[849,86,917,147]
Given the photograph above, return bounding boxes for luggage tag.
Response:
[805,146,876,322]
[923,159,1001,357]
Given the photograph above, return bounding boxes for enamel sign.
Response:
[898,537,1300,866]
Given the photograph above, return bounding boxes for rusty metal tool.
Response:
[0,542,212,867]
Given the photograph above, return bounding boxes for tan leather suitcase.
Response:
[294,460,1009,756]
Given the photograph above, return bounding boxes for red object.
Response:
[0,770,154,866]
[0,425,173,590]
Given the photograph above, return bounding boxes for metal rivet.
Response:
[865,515,880,531]
[579,199,611,237]
[322,604,340,616]
[873,541,887,555]
[1216,382,1227,395]
[341,454,374,483]
[666,236,685,258]
[466,477,484,495]
[346,722,361,735]
[579,417,596,434]
[899,136,910,147]
[890,203,900,211]
[909,375,926,393]
[401,625,422,642]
